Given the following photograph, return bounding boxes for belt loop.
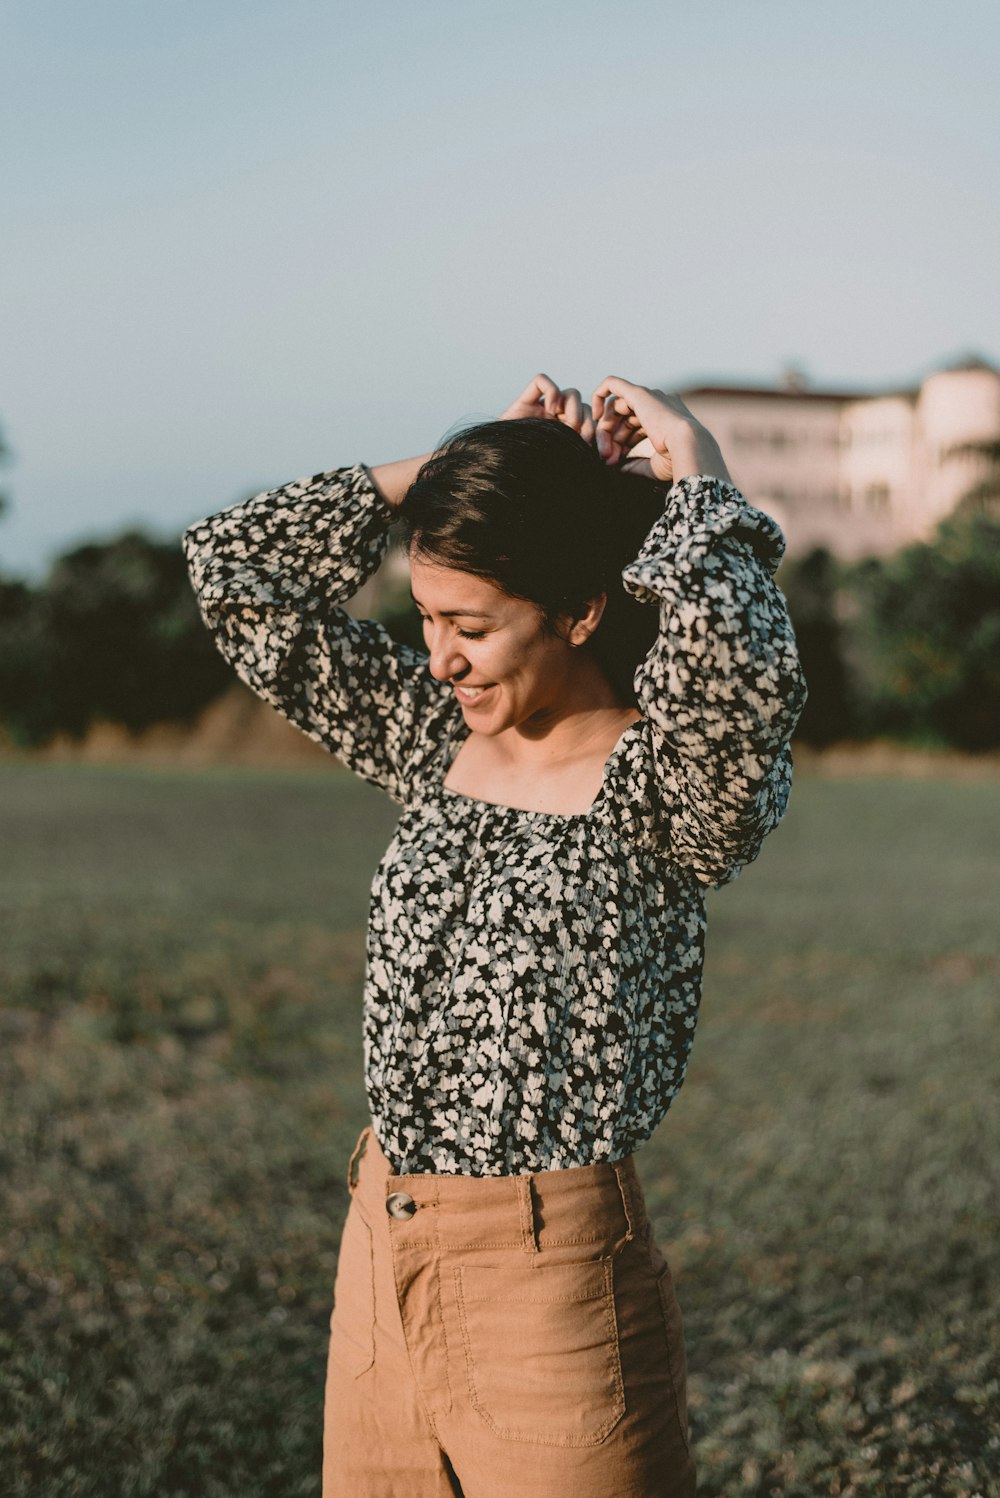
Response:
[612,1159,637,1244]
[347,1126,371,1195]
[516,1174,538,1256]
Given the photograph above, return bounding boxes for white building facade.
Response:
[682,357,1000,560]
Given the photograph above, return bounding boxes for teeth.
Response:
[456,684,490,699]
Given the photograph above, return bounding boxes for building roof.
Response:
[681,382,870,404]
[680,354,1000,407]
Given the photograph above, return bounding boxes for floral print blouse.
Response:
[182,463,806,1176]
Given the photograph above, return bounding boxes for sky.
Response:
[3,0,1000,579]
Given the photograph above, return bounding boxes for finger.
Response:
[591,379,618,423]
[595,394,637,440]
[538,375,563,417]
[619,424,648,454]
[578,401,596,446]
[594,392,628,430]
[594,394,623,460]
[609,417,640,464]
[617,412,647,451]
[591,376,640,423]
[559,388,584,431]
[601,402,648,465]
[517,373,559,412]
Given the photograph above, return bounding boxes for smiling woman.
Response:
[408,543,635,813]
[395,410,678,815]
[181,373,807,1498]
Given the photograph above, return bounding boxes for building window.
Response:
[865,482,890,514]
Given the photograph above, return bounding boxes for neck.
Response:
[494,657,639,770]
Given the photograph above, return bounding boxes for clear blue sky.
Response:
[3,0,999,578]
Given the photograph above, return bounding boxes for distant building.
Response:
[681,356,1000,559]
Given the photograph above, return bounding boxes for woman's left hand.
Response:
[591,377,732,484]
[500,374,596,447]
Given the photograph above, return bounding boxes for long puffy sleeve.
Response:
[181,462,456,802]
[621,475,808,887]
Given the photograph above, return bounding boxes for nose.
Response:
[426,627,469,683]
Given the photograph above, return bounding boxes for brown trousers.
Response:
[322,1125,697,1497]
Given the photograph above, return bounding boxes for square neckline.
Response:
[434,714,646,822]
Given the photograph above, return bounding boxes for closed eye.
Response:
[417,612,487,642]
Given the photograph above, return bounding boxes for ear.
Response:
[563,591,608,647]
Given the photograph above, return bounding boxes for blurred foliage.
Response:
[780,510,1000,751]
[848,514,1000,751]
[376,563,424,653]
[777,548,857,748]
[0,531,230,747]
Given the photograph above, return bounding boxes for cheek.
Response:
[504,634,560,685]
[478,622,553,685]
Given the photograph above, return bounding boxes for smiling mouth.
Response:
[453,683,496,704]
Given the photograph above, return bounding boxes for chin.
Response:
[460,701,511,735]
[462,709,502,734]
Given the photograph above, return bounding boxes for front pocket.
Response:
[454,1257,625,1446]
[328,1204,375,1378]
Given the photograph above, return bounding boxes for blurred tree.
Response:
[376,547,423,652]
[777,548,856,746]
[0,531,230,746]
[847,513,1000,751]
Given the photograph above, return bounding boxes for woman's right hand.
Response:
[500,374,597,448]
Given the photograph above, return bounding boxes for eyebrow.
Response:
[409,591,495,619]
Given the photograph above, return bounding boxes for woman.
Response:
[182,374,807,1497]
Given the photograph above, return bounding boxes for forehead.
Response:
[409,552,513,615]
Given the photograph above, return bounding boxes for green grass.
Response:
[1,763,997,1497]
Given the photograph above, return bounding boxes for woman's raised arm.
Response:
[181,463,456,802]
[591,378,807,885]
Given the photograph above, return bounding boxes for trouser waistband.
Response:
[346,1124,647,1256]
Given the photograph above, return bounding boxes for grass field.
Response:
[1,762,998,1497]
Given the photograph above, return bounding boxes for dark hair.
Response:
[394,418,669,705]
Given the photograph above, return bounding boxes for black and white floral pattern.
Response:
[182,463,806,1176]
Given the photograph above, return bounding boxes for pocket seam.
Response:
[329,1207,375,1379]
[454,1258,626,1447]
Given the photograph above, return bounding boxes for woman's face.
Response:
[409,550,585,735]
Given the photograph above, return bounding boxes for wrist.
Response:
[669,425,732,484]
[367,453,431,512]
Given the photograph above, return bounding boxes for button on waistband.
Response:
[386,1191,417,1221]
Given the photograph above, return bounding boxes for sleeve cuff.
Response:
[622,475,787,605]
